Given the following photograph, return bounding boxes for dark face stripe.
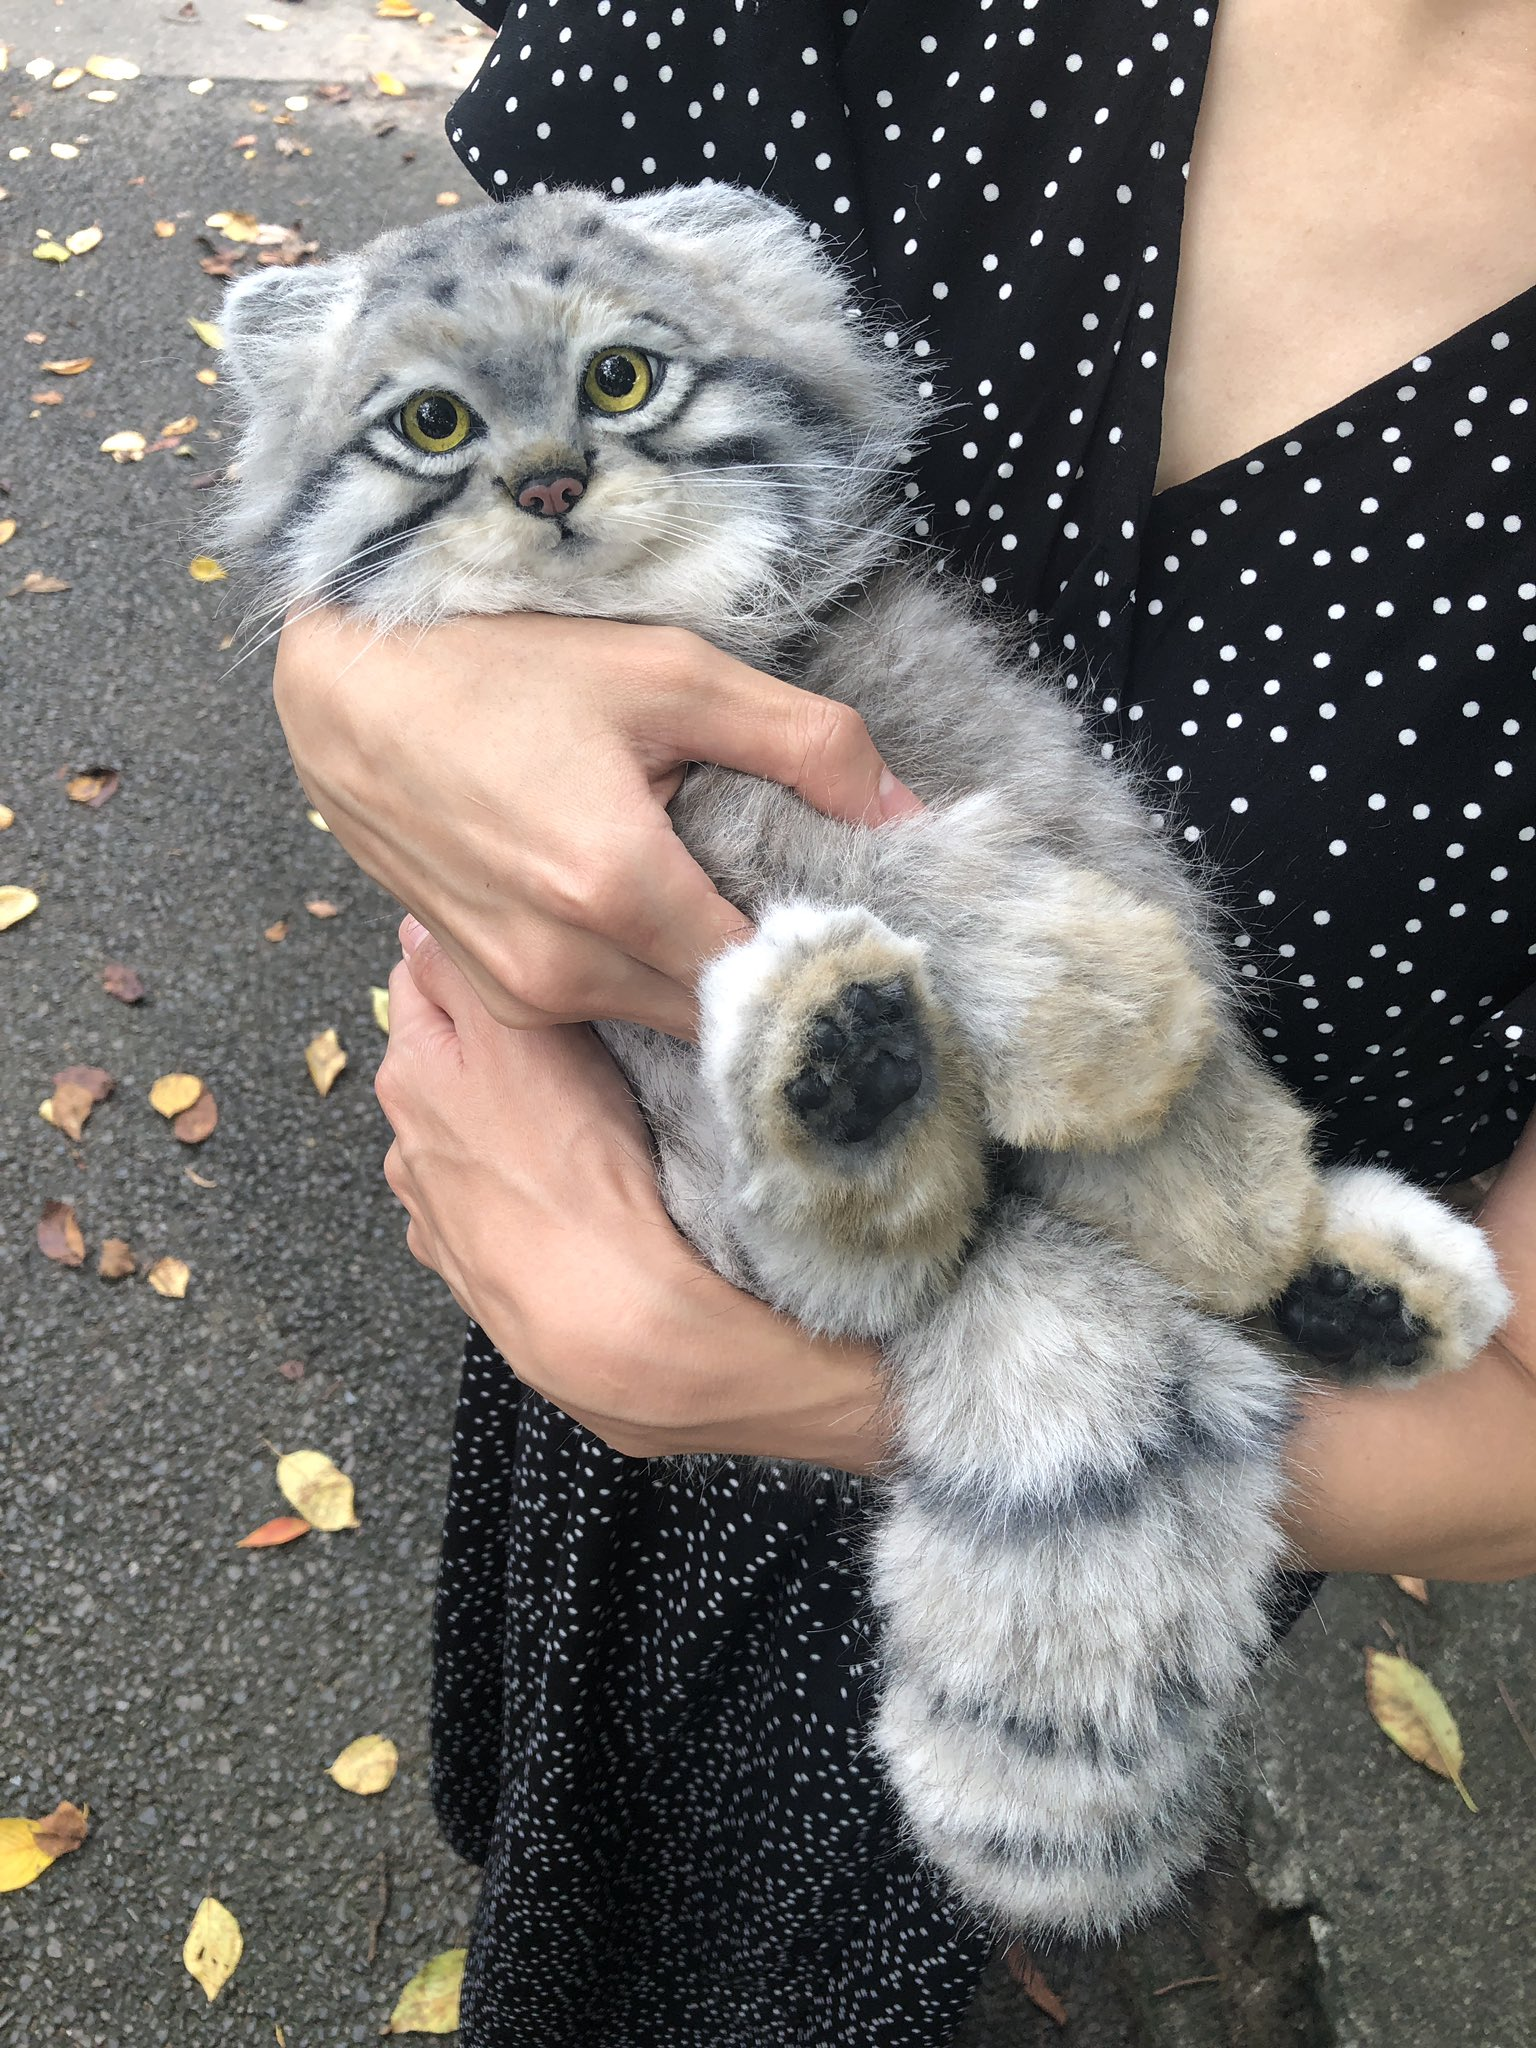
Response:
[321,465,475,607]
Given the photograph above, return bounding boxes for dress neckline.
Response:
[1148,0,1536,508]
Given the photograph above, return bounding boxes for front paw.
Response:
[699,904,986,1264]
[1274,1166,1511,1382]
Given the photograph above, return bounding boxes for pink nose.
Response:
[515,473,586,518]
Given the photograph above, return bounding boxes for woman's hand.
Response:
[375,917,895,1471]
[274,607,919,1042]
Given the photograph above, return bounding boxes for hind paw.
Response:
[1275,1166,1511,1383]
[786,976,926,1146]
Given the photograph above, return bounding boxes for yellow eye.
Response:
[583,347,653,415]
[399,390,473,453]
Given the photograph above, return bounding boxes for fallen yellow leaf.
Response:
[64,225,103,255]
[276,1449,359,1531]
[1365,1648,1476,1810]
[188,556,227,582]
[99,1237,136,1279]
[51,65,85,90]
[435,191,460,208]
[85,55,141,81]
[384,1950,467,2035]
[0,520,15,546]
[188,77,215,96]
[52,143,81,160]
[100,429,147,462]
[183,1896,243,2002]
[378,0,421,14]
[86,88,117,103]
[195,367,219,386]
[154,217,177,237]
[41,356,93,374]
[188,317,225,350]
[0,805,14,829]
[371,985,391,1034]
[0,1801,89,1893]
[305,1027,347,1096]
[33,241,71,263]
[328,1734,399,1795]
[147,1255,191,1299]
[150,1072,204,1119]
[307,807,330,832]
[373,70,407,96]
[1392,1575,1430,1605]
[0,885,40,929]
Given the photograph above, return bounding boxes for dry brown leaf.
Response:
[11,573,70,595]
[162,414,198,438]
[55,1065,115,1103]
[184,1167,218,1189]
[328,1734,399,1795]
[41,356,92,374]
[44,1080,97,1140]
[150,1072,204,1118]
[277,1449,358,1530]
[101,960,145,1002]
[37,1200,85,1267]
[147,1255,191,1299]
[237,1514,311,1549]
[1004,1944,1067,2027]
[305,898,338,919]
[435,191,460,208]
[1365,1647,1477,1810]
[30,1801,89,1862]
[305,1028,346,1097]
[0,884,40,927]
[183,1897,242,2002]
[383,1950,466,2035]
[98,1237,136,1280]
[66,767,119,807]
[264,919,288,942]
[1392,1575,1430,1605]
[154,217,176,237]
[0,804,14,829]
[278,1358,306,1382]
[174,1090,219,1144]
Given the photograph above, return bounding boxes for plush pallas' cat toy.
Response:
[217,186,1508,1939]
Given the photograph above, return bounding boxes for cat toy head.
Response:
[217,184,926,662]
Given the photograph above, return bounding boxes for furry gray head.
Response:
[217,184,925,662]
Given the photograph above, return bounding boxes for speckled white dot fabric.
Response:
[430,3,1533,2041]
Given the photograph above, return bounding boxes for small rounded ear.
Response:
[615,182,807,248]
[221,262,353,389]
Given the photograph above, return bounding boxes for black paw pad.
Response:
[1274,1262,1429,1379]
[785,978,927,1146]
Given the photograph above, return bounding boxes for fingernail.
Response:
[399,914,427,955]
[877,766,924,820]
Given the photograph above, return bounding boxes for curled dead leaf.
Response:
[1004,1944,1067,2027]
[187,317,225,350]
[101,961,145,1002]
[98,1237,136,1280]
[1365,1647,1476,1810]
[328,1734,399,1795]
[150,1072,204,1118]
[66,767,119,807]
[237,1514,310,1549]
[41,356,92,374]
[56,1064,115,1103]
[305,1028,346,1097]
[43,1080,97,1140]
[37,1200,86,1267]
[276,1449,358,1531]
[0,1800,89,1893]
[173,1089,219,1144]
[384,1950,466,2035]
[11,573,70,595]
[1,885,40,928]
[183,1896,242,2002]
[147,1255,191,1299]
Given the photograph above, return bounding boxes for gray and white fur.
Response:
[216,186,1511,1941]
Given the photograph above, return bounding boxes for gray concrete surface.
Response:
[2,5,1532,2044]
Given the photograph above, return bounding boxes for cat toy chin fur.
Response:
[217,183,1510,1940]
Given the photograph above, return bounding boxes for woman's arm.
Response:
[1278,1113,1536,1582]
[273,607,919,1042]
[381,927,1536,1582]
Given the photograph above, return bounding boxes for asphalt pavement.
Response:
[2,5,1532,2045]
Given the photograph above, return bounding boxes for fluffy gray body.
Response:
[217,185,1510,1940]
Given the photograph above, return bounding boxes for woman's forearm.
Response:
[1281,1118,1536,1582]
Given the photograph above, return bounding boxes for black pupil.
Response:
[414,395,459,441]
[594,353,638,399]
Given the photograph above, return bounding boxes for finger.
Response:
[595,825,754,994]
[643,651,924,827]
[421,907,700,1041]
[401,922,481,1024]
[385,951,457,1047]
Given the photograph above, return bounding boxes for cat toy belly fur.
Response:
[217,184,1510,1939]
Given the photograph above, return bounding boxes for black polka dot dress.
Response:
[431,5,1536,2042]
